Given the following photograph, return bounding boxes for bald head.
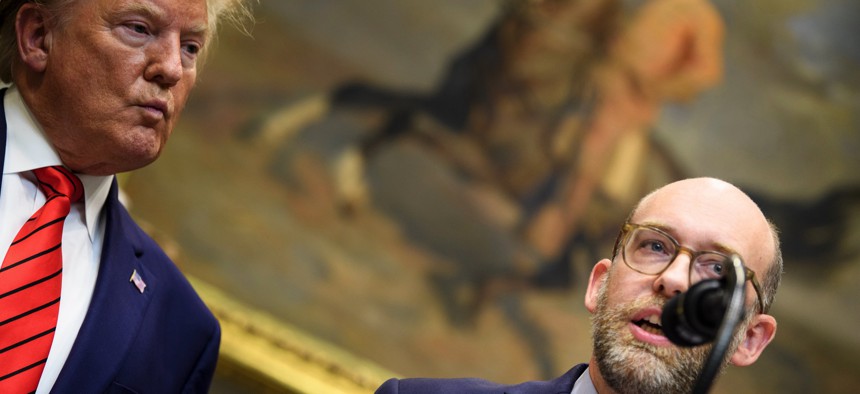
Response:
[628,177,782,312]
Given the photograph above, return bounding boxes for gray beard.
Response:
[590,278,749,394]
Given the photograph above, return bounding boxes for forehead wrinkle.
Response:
[111,0,209,37]
[111,1,160,21]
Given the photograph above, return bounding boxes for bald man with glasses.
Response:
[376,177,783,394]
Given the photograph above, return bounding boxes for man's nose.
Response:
[653,251,692,298]
[144,37,183,87]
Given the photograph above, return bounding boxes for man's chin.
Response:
[611,339,674,371]
[597,343,700,394]
[594,320,708,393]
[118,152,160,173]
[121,137,165,170]
[79,150,161,175]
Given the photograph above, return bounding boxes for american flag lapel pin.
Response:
[130,269,147,294]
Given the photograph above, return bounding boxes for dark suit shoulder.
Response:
[375,364,587,394]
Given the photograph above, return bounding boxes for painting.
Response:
[123,0,860,392]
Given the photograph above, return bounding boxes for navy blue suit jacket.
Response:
[375,364,588,394]
[1,90,220,393]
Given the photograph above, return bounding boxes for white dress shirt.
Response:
[0,86,114,393]
[571,366,598,394]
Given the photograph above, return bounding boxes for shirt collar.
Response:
[571,367,598,394]
[4,85,114,242]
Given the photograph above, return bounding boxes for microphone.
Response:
[661,254,744,347]
[660,254,749,394]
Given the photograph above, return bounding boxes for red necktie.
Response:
[0,166,83,393]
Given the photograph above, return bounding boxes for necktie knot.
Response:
[32,166,83,204]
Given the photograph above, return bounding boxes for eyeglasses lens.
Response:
[624,227,727,284]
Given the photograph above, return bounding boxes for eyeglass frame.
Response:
[612,222,765,314]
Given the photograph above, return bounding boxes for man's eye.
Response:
[646,241,665,253]
[695,260,724,279]
[183,43,200,55]
[126,23,149,35]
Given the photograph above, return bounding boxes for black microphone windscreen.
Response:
[661,279,725,347]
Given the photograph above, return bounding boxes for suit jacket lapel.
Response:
[51,180,156,392]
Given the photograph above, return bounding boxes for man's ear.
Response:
[15,3,53,73]
[729,313,777,366]
[584,259,612,313]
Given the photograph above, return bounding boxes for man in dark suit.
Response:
[0,0,250,392]
[376,177,783,393]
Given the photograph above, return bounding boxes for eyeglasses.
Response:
[614,223,765,314]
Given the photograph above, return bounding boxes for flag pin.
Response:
[130,269,147,294]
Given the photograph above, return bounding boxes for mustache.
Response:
[595,282,667,317]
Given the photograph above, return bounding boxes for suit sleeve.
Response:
[375,378,401,394]
[181,322,222,393]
